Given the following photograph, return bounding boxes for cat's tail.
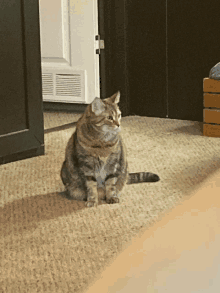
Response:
[127,172,160,184]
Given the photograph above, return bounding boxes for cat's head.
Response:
[89,91,121,131]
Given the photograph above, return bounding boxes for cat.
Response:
[60,91,160,207]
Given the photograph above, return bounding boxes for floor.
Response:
[87,166,220,293]
[1,112,220,292]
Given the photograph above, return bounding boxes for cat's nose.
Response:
[114,121,120,127]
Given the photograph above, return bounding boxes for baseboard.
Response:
[0,145,45,165]
[43,102,87,113]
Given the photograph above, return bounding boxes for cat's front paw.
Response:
[85,201,98,208]
[106,195,120,204]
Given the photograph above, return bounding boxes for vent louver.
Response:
[42,73,53,95]
[41,69,87,103]
[56,74,81,97]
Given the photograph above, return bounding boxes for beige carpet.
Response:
[1,112,220,293]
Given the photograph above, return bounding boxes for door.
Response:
[98,0,130,116]
[0,0,44,165]
[104,0,220,122]
[39,0,100,104]
[127,0,167,118]
[168,0,220,121]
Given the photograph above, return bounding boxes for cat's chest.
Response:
[95,156,109,178]
[98,156,108,165]
[94,155,117,187]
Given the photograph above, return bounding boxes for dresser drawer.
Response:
[203,124,220,137]
[203,78,220,93]
[204,93,220,108]
[203,109,220,124]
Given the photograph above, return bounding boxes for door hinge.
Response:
[95,35,105,54]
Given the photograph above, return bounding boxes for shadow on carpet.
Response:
[0,192,87,237]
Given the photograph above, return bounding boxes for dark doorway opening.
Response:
[98,0,220,122]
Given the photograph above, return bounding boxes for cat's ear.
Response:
[91,97,105,115]
[105,91,120,104]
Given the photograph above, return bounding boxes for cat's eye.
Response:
[107,116,113,121]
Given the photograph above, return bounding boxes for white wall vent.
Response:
[42,68,87,103]
[42,73,53,95]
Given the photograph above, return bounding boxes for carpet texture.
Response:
[1,112,220,293]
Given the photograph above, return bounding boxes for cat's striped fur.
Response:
[61,91,159,207]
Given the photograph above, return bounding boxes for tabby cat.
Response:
[61,91,159,207]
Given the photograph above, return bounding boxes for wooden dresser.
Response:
[203,78,220,137]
